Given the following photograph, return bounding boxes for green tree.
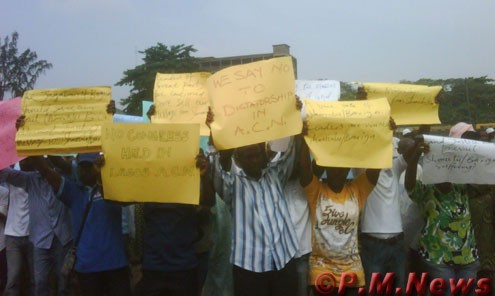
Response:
[0,32,53,100]
[116,43,201,115]
[339,81,359,101]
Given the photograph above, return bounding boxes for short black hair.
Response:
[461,131,481,141]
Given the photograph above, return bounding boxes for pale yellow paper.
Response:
[304,98,392,168]
[207,56,302,150]
[16,86,112,156]
[101,123,200,204]
[363,82,442,125]
[153,72,211,135]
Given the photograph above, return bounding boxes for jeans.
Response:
[360,233,407,289]
[33,236,71,296]
[0,248,7,293]
[295,253,310,296]
[76,266,131,296]
[4,235,34,296]
[233,258,298,296]
[135,268,197,296]
[422,259,480,296]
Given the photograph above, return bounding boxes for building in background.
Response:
[198,44,297,78]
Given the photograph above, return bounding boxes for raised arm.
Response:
[405,137,428,192]
[299,121,313,187]
[32,156,62,192]
[107,100,117,115]
[365,169,381,185]
[47,156,72,176]
[197,150,215,207]
[146,104,155,121]
[205,106,234,172]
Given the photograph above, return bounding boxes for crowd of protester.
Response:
[0,96,494,296]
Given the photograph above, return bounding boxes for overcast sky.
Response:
[2,0,494,106]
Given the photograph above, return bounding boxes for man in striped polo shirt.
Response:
[206,102,301,296]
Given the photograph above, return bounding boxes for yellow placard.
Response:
[207,56,302,150]
[363,82,442,125]
[16,86,112,156]
[153,72,211,135]
[304,98,392,168]
[101,123,200,204]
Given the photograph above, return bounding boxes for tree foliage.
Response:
[0,32,53,100]
[116,43,201,115]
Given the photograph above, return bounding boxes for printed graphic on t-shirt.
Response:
[320,204,356,235]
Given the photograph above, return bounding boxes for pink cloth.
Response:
[449,122,475,138]
[0,97,25,169]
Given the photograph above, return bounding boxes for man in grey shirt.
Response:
[0,158,72,296]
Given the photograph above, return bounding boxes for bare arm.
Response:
[107,100,117,115]
[365,169,381,185]
[405,138,428,192]
[47,156,72,176]
[197,151,215,207]
[299,122,313,187]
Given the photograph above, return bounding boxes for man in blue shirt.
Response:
[33,153,131,296]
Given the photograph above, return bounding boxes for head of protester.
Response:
[485,127,495,142]
[460,130,481,141]
[233,143,269,180]
[19,157,35,172]
[449,122,475,138]
[76,153,101,187]
[401,128,415,139]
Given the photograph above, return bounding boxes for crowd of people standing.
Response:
[0,97,494,296]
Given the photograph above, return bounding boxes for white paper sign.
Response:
[422,135,495,184]
[295,80,340,101]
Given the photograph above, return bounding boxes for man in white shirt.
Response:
[0,185,8,292]
[2,182,34,296]
[269,137,312,296]
[359,138,415,290]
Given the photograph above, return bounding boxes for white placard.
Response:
[422,135,495,184]
[295,80,340,101]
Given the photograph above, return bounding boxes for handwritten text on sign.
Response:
[0,97,25,169]
[15,86,112,156]
[153,72,211,135]
[295,80,340,101]
[101,123,200,204]
[207,56,302,150]
[422,135,495,185]
[363,82,442,125]
[304,98,392,168]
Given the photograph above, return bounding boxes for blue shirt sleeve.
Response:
[0,168,31,191]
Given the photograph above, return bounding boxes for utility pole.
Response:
[464,78,474,124]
